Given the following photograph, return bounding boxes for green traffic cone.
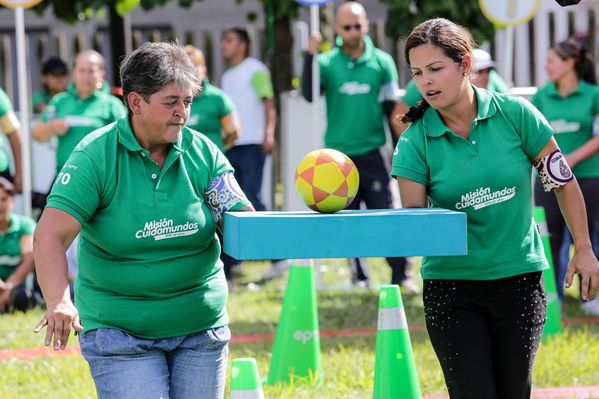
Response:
[230,358,265,399]
[534,206,562,340]
[373,285,421,399]
[266,263,321,385]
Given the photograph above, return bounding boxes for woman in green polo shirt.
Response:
[0,177,36,313]
[32,49,126,174]
[33,42,253,399]
[531,39,599,315]
[393,18,599,398]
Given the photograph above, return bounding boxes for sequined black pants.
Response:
[423,271,546,399]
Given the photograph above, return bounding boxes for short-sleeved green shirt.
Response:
[531,80,599,178]
[0,213,35,281]
[392,87,552,280]
[0,89,16,172]
[187,80,235,151]
[40,82,126,172]
[318,35,399,155]
[46,116,249,339]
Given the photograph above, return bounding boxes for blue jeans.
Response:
[225,144,266,211]
[79,326,230,399]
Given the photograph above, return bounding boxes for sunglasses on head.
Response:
[342,23,362,32]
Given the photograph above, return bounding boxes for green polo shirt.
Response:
[392,87,551,280]
[0,214,35,281]
[40,82,126,172]
[318,35,399,155]
[531,80,599,178]
[46,116,249,339]
[187,80,235,151]
[0,89,15,172]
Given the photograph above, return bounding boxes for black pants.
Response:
[534,177,599,297]
[424,271,546,399]
[346,149,407,284]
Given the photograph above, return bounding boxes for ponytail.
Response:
[400,99,430,123]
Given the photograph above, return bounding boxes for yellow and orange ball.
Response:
[294,148,360,213]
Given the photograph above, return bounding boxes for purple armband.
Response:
[204,172,249,221]
[533,149,574,192]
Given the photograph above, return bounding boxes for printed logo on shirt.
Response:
[135,218,199,241]
[339,81,371,96]
[187,115,200,125]
[549,119,580,134]
[455,186,516,210]
[63,115,96,127]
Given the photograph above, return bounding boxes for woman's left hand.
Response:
[565,246,599,301]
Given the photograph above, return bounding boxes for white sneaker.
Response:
[581,298,599,316]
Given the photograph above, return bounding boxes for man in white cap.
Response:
[470,48,509,93]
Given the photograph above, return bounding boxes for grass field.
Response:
[1,258,599,398]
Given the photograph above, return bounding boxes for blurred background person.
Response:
[32,57,69,114]
[0,177,36,313]
[185,45,239,152]
[220,27,288,284]
[0,87,23,193]
[32,49,126,176]
[302,1,412,289]
[531,39,599,315]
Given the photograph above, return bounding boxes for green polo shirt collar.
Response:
[66,81,109,101]
[546,80,586,98]
[424,86,497,137]
[116,116,191,155]
[335,34,374,64]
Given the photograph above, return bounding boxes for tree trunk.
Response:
[108,6,125,88]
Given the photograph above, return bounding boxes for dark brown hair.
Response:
[400,18,475,123]
[0,177,15,196]
[552,39,596,84]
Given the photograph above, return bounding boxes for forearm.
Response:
[555,181,593,250]
[31,121,54,142]
[568,136,599,166]
[7,131,22,176]
[33,234,72,306]
[264,100,276,140]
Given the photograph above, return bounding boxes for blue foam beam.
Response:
[223,208,466,260]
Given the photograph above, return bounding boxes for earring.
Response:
[463,72,468,77]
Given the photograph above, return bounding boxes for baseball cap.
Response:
[41,57,69,75]
[472,49,495,71]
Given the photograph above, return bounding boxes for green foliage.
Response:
[380,0,496,44]
[30,0,204,23]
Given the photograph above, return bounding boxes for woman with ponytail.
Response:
[531,39,599,316]
[392,18,599,398]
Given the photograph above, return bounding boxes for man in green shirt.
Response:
[301,1,409,288]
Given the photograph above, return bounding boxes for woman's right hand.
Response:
[33,297,83,350]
